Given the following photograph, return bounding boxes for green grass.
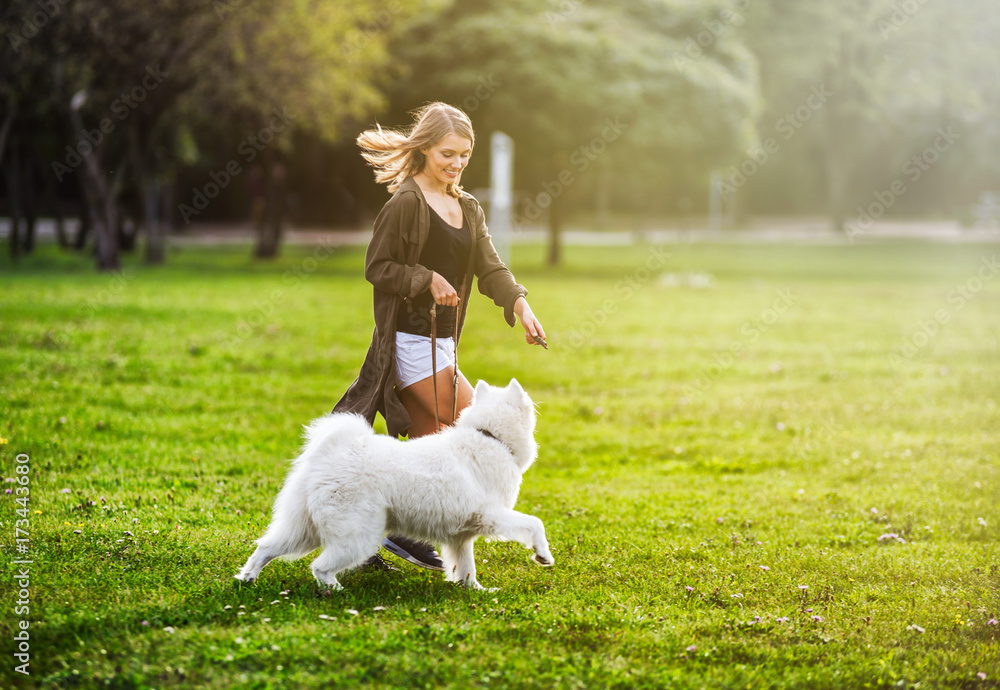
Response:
[1,239,998,689]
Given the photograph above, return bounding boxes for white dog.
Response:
[235,379,554,591]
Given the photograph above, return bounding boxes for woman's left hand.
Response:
[514,297,547,346]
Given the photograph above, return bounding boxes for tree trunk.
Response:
[69,101,122,271]
[0,98,14,170]
[546,192,562,266]
[144,177,167,265]
[74,205,91,250]
[21,151,37,255]
[594,161,611,230]
[78,160,121,271]
[6,145,21,263]
[254,159,286,259]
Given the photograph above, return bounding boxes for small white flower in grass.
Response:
[262,618,270,623]
[906,625,925,633]
[871,508,878,515]
[271,645,280,651]
[224,605,232,611]
[346,609,359,616]
[759,566,770,571]
[61,488,71,494]
[237,612,245,617]
[163,627,175,634]
[977,518,987,527]
[987,619,998,626]
[270,600,280,605]
[776,423,785,431]
[878,533,906,544]
[798,585,808,591]
[686,645,697,653]
[373,606,386,612]
[810,616,823,622]
[685,586,694,592]
[977,672,986,680]
[716,517,724,524]
[776,617,789,623]
[235,637,244,644]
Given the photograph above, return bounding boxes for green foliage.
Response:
[1,241,998,687]
[391,0,760,203]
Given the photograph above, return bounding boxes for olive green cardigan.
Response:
[333,177,527,437]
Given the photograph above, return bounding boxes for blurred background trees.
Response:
[2,0,999,269]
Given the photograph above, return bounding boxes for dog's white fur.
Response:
[235,379,553,591]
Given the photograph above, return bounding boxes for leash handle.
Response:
[430,303,440,432]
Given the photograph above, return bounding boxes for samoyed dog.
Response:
[235,379,554,591]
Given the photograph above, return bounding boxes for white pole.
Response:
[489,131,514,264]
[709,172,722,235]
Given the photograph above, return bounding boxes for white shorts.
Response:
[394,332,457,390]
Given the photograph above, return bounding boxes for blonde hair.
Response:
[357,102,475,199]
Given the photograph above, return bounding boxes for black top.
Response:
[395,205,472,337]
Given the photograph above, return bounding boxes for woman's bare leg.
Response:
[398,366,474,438]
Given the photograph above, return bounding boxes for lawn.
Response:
[1,238,998,689]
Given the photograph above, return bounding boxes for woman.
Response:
[333,102,546,571]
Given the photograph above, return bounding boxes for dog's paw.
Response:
[461,579,498,592]
[233,573,255,584]
[532,552,554,567]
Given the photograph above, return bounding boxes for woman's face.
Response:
[422,133,472,188]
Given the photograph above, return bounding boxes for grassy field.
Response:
[1,239,998,688]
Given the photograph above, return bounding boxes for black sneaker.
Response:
[360,553,399,572]
[382,535,445,572]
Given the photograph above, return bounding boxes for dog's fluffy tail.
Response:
[255,413,372,561]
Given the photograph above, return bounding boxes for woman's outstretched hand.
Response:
[429,271,460,307]
[514,297,547,347]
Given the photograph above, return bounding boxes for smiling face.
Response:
[421,132,472,190]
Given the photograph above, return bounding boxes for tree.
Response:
[2,0,423,269]
[391,0,760,264]
[742,0,1000,229]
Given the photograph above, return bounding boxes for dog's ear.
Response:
[475,379,491,400]
[507,378,524,394]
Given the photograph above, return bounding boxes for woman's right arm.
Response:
[364,191,434,301]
